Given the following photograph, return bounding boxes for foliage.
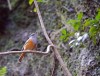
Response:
[66,9,100,44]
[29,0,34,5]
[67,12,83,31]
[29,0,48,13]
[29,0,47,5]
[33,8,37,12]
[60,29,72,42]
[0,67,7,76]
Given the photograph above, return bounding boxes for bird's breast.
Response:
[24,39,36,50]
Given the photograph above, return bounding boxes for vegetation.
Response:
[60,9,100,44]
[0,67,7,76]
[0,0,100,76]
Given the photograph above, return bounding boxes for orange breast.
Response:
[23,39,36,50]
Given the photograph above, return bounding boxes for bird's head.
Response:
[29,33,38,44]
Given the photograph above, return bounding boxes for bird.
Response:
[18,33,37,62]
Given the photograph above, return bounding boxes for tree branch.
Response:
[0,50,46,55]
[7,0,12,10]
[34,0,72,76]
[0,45,53,55]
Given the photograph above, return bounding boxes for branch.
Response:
[0,45,53,55]
[34,0,72,76]
[7,0,12,10]
[0,51,46,55]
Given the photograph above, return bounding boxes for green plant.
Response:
[67,12,83,31]
[84,9,100,43]
[67,9,100,44]
[29,0,47,5]
[60,29,71,42]
[0,67,7,76]
[28,0,48,12]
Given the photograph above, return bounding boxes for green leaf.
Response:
[60,35,65,40]
[97,8,100,12]
[60,35,68,42]
[92,37,96,44]
[73,25,79,31]
[29,0,46,5]
[33,8,37,12]
[90,19,98,26]
[89,26,97,37]
[37,0,48,2]
[60,29,70,42]
[67,19,76,25]
[61,29,67,35]
[77,12,83,20]
[84,19,91,26]
[29,0,34,5]
[95,11,100,21]
[0,67,7,76]
[73,20,81,31]
[37,0,43,2]
[67,19,81,31]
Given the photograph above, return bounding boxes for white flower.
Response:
[94,25,97,26]
[82,33,88,42]
[75,42,80,46]
[69,40,75,45]
[77,36,83,42]
[75,32,80,38]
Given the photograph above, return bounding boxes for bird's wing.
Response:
[21,38,30,50]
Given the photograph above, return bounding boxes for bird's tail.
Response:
[18,53,25,62]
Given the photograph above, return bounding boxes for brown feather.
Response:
[18,39,36,62]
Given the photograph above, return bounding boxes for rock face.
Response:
[68,41,100,76]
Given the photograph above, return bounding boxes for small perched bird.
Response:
[18,33,37,62]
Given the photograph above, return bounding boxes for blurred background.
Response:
[0,0,100,76]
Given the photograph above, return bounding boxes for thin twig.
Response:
[7,0,12,10]
[0,45,53,55]
[0,51,47,55]
[51,53,55,76]
[34,0,72,76]
[51,54,58,76]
